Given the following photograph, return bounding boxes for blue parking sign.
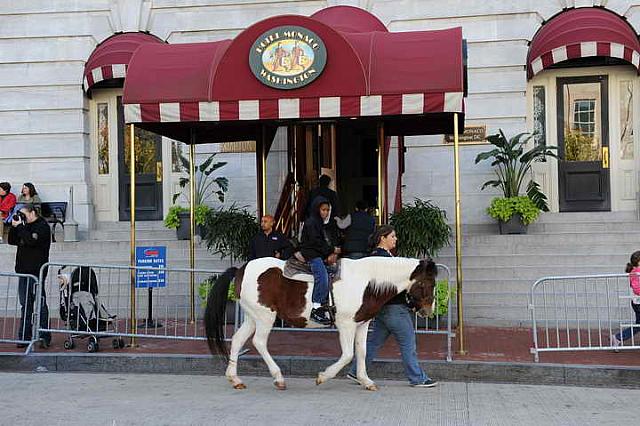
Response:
[135,246,167,288]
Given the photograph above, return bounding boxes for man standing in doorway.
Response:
[249,215,292,260]
[306,174,340,219]
[8,205,51,348]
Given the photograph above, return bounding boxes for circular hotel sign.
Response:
[249,26,327,90]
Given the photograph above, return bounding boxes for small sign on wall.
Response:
[444,125,487,144]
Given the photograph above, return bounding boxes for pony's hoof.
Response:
[274,381,287,390]
[364,383,379,391]
[315,374,325,386]
[233,383,247,390]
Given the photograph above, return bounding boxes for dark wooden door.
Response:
[117,97,163,221]
[557,76,610,212]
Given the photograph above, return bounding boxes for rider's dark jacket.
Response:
[300,196,335,260]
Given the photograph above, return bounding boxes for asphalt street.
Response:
[0,372,637,425]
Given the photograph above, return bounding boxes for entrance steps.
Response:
[437,211,640,327]
[2,215,638,328]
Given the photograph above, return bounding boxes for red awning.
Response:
[122,6,465,142]
[83,32,163,93]
[527,7,640,79]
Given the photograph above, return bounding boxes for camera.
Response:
[12,211,26,223]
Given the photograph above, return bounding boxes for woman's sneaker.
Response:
[411,379,438,388]
[610,335,622,353]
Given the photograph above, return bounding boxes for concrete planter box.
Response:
[498,215,528,235]
[176,211,204,240]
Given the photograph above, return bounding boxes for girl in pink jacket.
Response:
[611,250,640,350]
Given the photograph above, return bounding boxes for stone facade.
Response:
[1,0,640,232]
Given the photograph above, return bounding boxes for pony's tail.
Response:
[204,267,237,360]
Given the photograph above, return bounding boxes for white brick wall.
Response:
[0,0,637,230]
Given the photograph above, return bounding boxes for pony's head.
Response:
[408,259,438,318]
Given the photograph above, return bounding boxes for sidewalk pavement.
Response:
[2,373,638,425]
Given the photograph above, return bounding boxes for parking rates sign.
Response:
[135,246,167,288]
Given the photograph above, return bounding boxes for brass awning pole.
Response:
[453,113,466,354]
[256,129,266,218]
[129,124,137,345]
[377,123,386,225]
[188,137,196,323]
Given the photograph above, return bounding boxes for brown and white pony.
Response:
[205,256,437,391]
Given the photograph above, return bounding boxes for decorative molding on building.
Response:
[109,0,153,33]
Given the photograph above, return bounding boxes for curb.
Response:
[1,352,640,389]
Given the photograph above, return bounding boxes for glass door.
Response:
[557,76,610,211]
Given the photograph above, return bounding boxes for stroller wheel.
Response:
[87,337,99,353]
[63,339,74,350]
[112,339,120,349]
[118,338,126,349]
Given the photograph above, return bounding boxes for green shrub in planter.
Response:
[431,279,456,318]
[164,204,211,230]
[487,196,540,225]
[199,275,238,308]
[389,199,451,258]
[202,205,260,262]
[164,205,186,230]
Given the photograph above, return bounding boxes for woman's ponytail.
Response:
[627,250,640,273]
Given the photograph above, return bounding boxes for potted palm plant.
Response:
[165,152,228,240]
[475,130,559,234]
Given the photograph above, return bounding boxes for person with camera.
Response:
[8,205,51,347]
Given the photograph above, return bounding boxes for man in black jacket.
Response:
[249,215,292,260]
[306,174,340,219]
[8,205,51,347]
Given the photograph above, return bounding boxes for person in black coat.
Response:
[8,205,51,347]
[295,196,341,325]
[249,215,292,260]
[336,200,375,259]
[306,174,340,219]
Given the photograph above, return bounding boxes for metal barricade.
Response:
[0,272,41,354]
[238,263,455,362]
[415,265,455,362]
[530,273,640,362]
[33,262,229,352]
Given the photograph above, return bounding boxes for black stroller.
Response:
[58,266,125,352]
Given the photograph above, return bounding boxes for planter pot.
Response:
[176,211,204,240]
[498,215,528,235]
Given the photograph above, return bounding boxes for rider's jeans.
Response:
[309,257,329,304]
[349,304,429,385]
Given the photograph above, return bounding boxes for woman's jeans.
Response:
[615,302,640,342]
[349,304,429,385]
[309,257,329,305]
